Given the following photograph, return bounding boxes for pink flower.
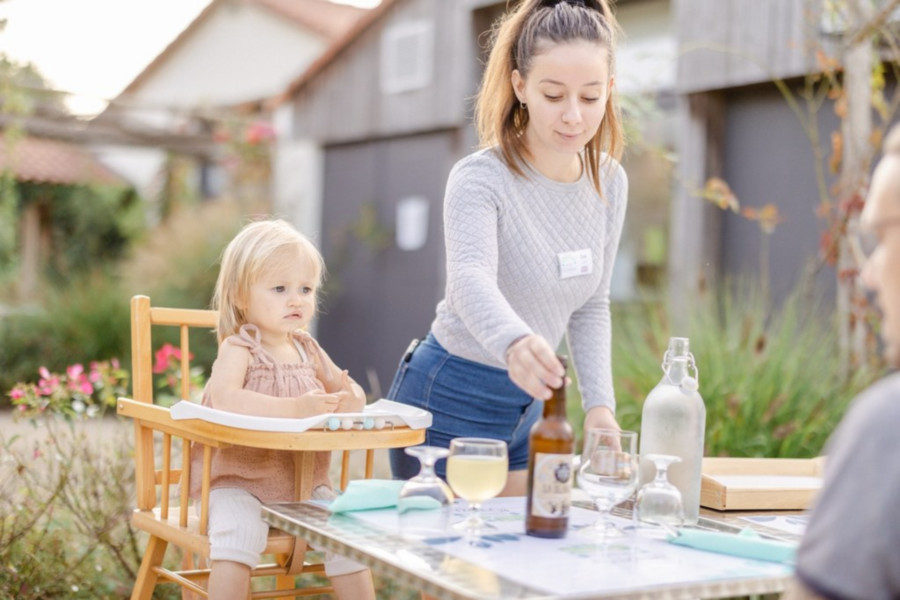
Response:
[153,344,192,374]
[9,387,25,400]
[17,404,27,412]
[89,370,101,383]
[67,364,84,379]
[244,121,275,145]
[79,381,94,395]
[38,376,60,396]
[39,366,51,380]
[111,358,120,369]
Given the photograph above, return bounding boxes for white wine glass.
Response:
[577,428,638,540]
[446,437,508,544]
[397,446,454,540]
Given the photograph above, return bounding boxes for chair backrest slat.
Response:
[180,325,190,401]
[161,433,171,519]
[180,437,191,528]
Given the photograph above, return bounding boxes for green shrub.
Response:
[1,203,245,401]
[568,281,881,458]
[0,271,131,395]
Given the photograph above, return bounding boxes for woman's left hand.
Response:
[583,405,619,438]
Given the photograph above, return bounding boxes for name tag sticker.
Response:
[558,248,593,280]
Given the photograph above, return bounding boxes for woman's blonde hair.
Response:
[212,219,325,343]
[475,0,624,195]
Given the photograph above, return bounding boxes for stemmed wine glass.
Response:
[634,454,683,538]
[446,438,508,544]
[577,428,638,540]
[397,446,454,540]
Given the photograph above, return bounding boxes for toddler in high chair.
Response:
[190,219,375,600]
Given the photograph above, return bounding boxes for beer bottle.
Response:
[526,355,574,538]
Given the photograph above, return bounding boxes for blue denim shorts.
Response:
[387,332,541,480]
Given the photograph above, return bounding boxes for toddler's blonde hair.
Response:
[213,219,324,343]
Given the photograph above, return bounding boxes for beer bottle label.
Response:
[530,452,573,518]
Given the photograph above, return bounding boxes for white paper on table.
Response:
[706,474,822,490]
[738,515,809,537]
[346,497,792,597]
[170,398,432,432]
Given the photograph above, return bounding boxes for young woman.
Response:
[388,0,628,496]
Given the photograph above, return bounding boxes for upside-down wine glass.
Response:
[397,446,454,540]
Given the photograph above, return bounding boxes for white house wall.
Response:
[128,3,326,108]
[616,0,676,94]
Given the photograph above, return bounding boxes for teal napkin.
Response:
[668,527,797,564]
[328,480,404,513]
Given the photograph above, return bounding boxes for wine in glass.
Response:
[397,446,454,540]
[577,428,638,540]
[446,437,508,544]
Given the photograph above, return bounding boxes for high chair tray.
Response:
[700,457,825,511]
[170,398,431,432]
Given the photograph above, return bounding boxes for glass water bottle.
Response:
[638,337,706,524]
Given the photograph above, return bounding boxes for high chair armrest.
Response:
[117,398,425,451]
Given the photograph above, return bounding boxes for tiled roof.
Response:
[249,0,365,39]
[0,137,124,186]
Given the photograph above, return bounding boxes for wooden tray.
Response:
[700,457,826,511]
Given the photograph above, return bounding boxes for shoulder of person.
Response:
[215,337,252,367]
[597,154,628,196]
[448,147,510,185]
[839,372,900,433]
[823,371,900,464]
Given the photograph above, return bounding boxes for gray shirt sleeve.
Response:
[442,160,533,363]
[794,373,900,600]
[569,164,628,412]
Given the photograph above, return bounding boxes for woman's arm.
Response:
[207,341,339,418]
[568,164,628,432]
[442,160,534,363]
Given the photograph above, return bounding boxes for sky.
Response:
[0,0,380,115]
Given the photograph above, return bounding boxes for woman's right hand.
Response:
[295,390,340,418]
[505,334,566,400]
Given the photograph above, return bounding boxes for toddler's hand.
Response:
[296,389,340,418]
[335,370,365,412]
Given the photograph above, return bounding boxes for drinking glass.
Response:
[446,437,508,544]
[397,446,454,540]
[635,454,683,538]
[577,428,638,540]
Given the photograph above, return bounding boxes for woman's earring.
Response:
[520,101,527,110]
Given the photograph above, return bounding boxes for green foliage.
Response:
[0,272,131,396]
[569,281,881,457]
[16,181,145,285]
[8,359,128,419]
[0,171,18,269]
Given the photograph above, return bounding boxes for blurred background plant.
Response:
[152,343,205,406]
[567,275,882,457]
[8,359,127,419]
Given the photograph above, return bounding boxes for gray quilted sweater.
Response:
[431,148,628,412]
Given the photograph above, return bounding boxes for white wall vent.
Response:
[380,20,434,95]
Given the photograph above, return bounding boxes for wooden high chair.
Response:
[118,295,424,599]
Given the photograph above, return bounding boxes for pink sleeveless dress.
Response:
[189,324,333,503]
